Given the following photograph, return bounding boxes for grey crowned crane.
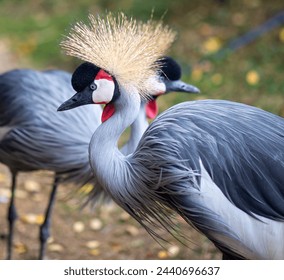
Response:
[0,69,100,259]
[0,61,197,258]
[58,13,284,260]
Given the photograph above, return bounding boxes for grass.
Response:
[0,0,283,114]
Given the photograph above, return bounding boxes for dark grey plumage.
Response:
[84,97,284,259]
[0,69,100,259]
[140,100,284,221]
[131,100,284,258]
[0,69,100,178]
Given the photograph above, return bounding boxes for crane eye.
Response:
[90,83,97,91]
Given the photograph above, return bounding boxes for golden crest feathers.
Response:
[61,12,176,98]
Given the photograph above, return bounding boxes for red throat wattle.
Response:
[102,103,115,122]
[146,99,158,119]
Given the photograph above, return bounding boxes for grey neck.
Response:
[89,90,141,193]
[120,101,148,155]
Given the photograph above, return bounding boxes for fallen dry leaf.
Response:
[89,249,101,256]
[47,237,54,244]
[36,214,45,225]
[119,212,131,222]
[158,250,169,259]
[24,180,41,192]
[73,221,85,233]
[246,70,260,85]
[14,242,28,254]
[89,218,103,231]
[48,243,64,252]
[20,213,45,225]
[125,225,139,236]
[78,184,93,195]
[85,240,101,249]
[202,37,222,54]
[168,245,180,257]
[110,242,123,253]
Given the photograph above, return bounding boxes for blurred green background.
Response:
[0,0,283,114]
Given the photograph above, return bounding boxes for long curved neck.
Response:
[89,90,141,189]
[120,102,148,155]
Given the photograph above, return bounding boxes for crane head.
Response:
[158,56,200,94]
[58,57,200,122]
[145,56,200,119]
[57,62,120,113]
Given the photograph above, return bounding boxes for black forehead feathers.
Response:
[159,56,182,81]
[71,62,100,92]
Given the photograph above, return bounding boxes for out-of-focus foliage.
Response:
[0,0,283,114]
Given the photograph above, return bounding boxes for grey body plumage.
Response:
[132,100,284,258]
[0,69,100,259]
[0,69,98,181]
[144,99,284,222]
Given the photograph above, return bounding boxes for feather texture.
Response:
[0,69,100,185]
[88,97,284,259]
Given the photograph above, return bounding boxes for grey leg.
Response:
[7,172,18,259]
[39,177,59,260]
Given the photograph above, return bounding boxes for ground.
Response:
[0,164,221,260]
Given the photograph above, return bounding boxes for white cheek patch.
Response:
[92,79,115,104]
[152,80,166,96]
[146,76,166,96]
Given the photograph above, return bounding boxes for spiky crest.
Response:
[61,12,176,98]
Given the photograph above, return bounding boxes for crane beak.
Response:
[57,89,93,111]
[164,80,200,94]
